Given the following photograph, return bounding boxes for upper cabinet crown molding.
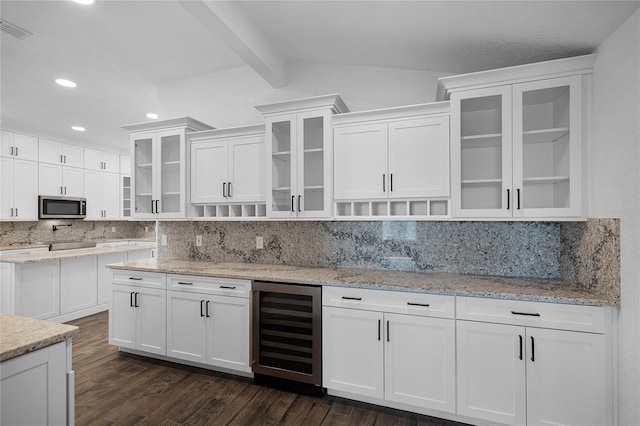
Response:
[189,124,265,143]
[121,117,214,134]
[437,54,597,101]
[255,93,349,116]
[333,102,450,127]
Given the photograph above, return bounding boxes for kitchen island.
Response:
[0,313,78,425]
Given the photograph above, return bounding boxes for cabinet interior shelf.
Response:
[304,148,323,154]
[461,179,502,185]
[137,192,153,197]
[523,176,570,184]
[193,203,267,219]
[136,163,153,168]
[273,151,291,157]
[523,127,569,144]
[162,160,180,166]
[162,192,181,196]
[461,133,502,141]
[273,187,292,192]
[461,134,502,149]
[304,185,324,190]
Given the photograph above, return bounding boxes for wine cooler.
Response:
[251,281,322,387]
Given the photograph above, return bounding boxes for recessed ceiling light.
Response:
[146,113,159,119]
[72,0,95,5]
[55,78,77,88]
[72,126,86,132]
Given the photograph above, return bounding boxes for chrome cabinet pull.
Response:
[228,182,232,197]
[15,208,17,217]
[60,186,64,195]
[15,147,18,156]
[60,154,63,163]
[223,182,227,197]
[64,155,67,163]
[10,146,14,156]
[382,174,386,192]
[10,208,14,217]
[134,292,140,307]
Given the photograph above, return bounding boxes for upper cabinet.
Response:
[333,103,450,219]
[84,148,120,173]
[190,125,266,220]
[439,54,594,220]
[256,94,349,219]
[38,138,84,168]
[1,131,38,161]
[122,117,213,220]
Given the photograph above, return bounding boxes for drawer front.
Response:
[456,296,606,333]
[322,286,454,319]
[167,274,251,298]
[112,270,166,290]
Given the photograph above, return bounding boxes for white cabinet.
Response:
[190,125,265,207]
[39,162,84,197]
[97,252,126,305]
[1,157,38,220]
[1,131,38,161]
[84,169,120,219]
[441,55,594,219]
[256,94,348,218]
[322,287,456,414]
[38,138,83,168]
[109,271,166,355]
[166,275,251,373]
[123,118,212,219]
[456,296,611,426]
[60,256,97,315]
[12,261,60,320]
[84,147,119,173]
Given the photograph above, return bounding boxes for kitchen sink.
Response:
[49,241,97,251]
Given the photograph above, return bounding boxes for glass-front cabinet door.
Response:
[157,130,185,218]
[298,110,331,218]
[267,114,296,218]
[451,86,513,218]
[512,76,582,218]
[132,133,155,218]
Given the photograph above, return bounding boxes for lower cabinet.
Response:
[11,261,60,320]
[60,256,97,315]
[97,252,127,305]
[322,287,456,414]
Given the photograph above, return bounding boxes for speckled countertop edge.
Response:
[0,239,155,252]
[0,244,154,263]
[0,314,79,362]
[108,259,616,307]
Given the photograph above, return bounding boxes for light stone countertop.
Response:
[0,244,155,264]
[108,258,616,307]
[0,314,78,362]
[0,239,155,252]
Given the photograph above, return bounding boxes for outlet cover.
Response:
[111,227,116,233]
[161,235,167,246]
[145,226,149,232]
[256,236,264,249]
[196,235,203,246]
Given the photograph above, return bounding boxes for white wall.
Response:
[591,9,640,425]
[157,62,450,128]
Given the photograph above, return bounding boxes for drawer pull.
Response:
[128,277,143,281]
[377,319,381,341]
[178,282,193,285]
[220,285,236,289]
[342,296,362,301]
[200,300,205,317]
[519,335,523,360]
[511,311,540,317]
[407,302,430,307]
[530,336,535,362]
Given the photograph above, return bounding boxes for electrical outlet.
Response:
[111,227,116,233]
[196,235,202,246]
[256,236,264,250]
[145,226,149,232]
[161,235,167,246]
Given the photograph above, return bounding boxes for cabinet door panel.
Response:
[1,131,13,158]
[191,141,228,204]
[102,172,120,218]
[97,253,125,305]
[84,170,102,219]
[526,328,607,426]
[83,148,103,171]
[388,116,450,198]
[14,262,59,320]
[334,123,387,200]
[62,144,84,168]
[207,295,250,371]
[1,158,13,219]
[229,137,265,203]
[456,320,526,426]
[39,163,64,196]
[102,151,120,173]
[157,130,185,218]
[109,285,136,348]
[167,291,207,363]
[12,159,38,220]
[63,167,84,198]
[322,306,384,398]
[385,313,455,413]
[131,133,155,218]
[60,256,97,314]
[12,133,38,161]
[298,110,331,217]
[38,139,62,165]
[136,288,166,355]
[266,114,297,218]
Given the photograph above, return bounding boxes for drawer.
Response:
[456,296,607,333]
[322,286,455,319]
[167,274,251,298]
[112,270,166,290]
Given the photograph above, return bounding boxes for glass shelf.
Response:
[523,128,569,144]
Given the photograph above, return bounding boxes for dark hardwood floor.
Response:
[67,312,469,426]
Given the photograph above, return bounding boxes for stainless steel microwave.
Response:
[39,196,87,219]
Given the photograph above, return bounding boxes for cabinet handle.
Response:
[206,300,211,317]
[15,147,18,156]
[382,174,386,192]
[64,187,67,195]
[341,296,362,301]
[407,302,429,307]
[220,285,236,289]
[519,335,523,360]
[291,195,295,212]
[128,277,143,281]
[511,311,540,317]
[298,195,301,212]
[390,174,393,192]
[60,154,63,163]
[10,207,13,217]
[223,182,227,197]
[228,182,232,197]
[178,281,193,285]
[378,319,381,341]
[507,189,510,210]
[64,155,67,164]
[130,292,134,307]
[151,199,155,214]
[386,320,390,342]
[155,200,159,214]
[60,186,64,195]
[10,146,14,156]
[530,336,535,362]
[200,300,205,317]
[15,208,17,217]
[517,189,521,210]
[135,292,140,307]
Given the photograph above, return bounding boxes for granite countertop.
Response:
[0,239,155,252]
[108,258,616,307]
[0,314,78,362]
[0,244,155,264]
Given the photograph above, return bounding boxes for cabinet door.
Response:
[136,287,166,355]
[451,86,513,218]
[11,133,38,161]
[131,132,155,218]
[102,151,120,173]
[228,136,265,203]
[388,116,450,198]
[322,306,384,398]
[63,167,84,197]
[512,76,582,218]
[60,256,97,314]
[191,141,228,204]
[102,172,120,218]
[83,148,103,171]
[0,158,12,219]
[12,159,38,220]
[38,139,62,165]
[84,169,102,219]
[333,122,387,200]
[266,113,297,218]
[97,252,125,305]
[14,261,60,320]
[109,284,136,349]
[62,144,84,168]
[526,328,607,426]
[1,130,13,158]
[38,163,64,196]
[206,295,250,372]
[297,110,332,218]
[157,129,185,218]
[456,320,526,426]
[167,291,208,363]
[385,314,455,413]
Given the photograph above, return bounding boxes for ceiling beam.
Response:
[178,0,286,88]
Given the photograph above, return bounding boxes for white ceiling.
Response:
[1,0,638,153]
